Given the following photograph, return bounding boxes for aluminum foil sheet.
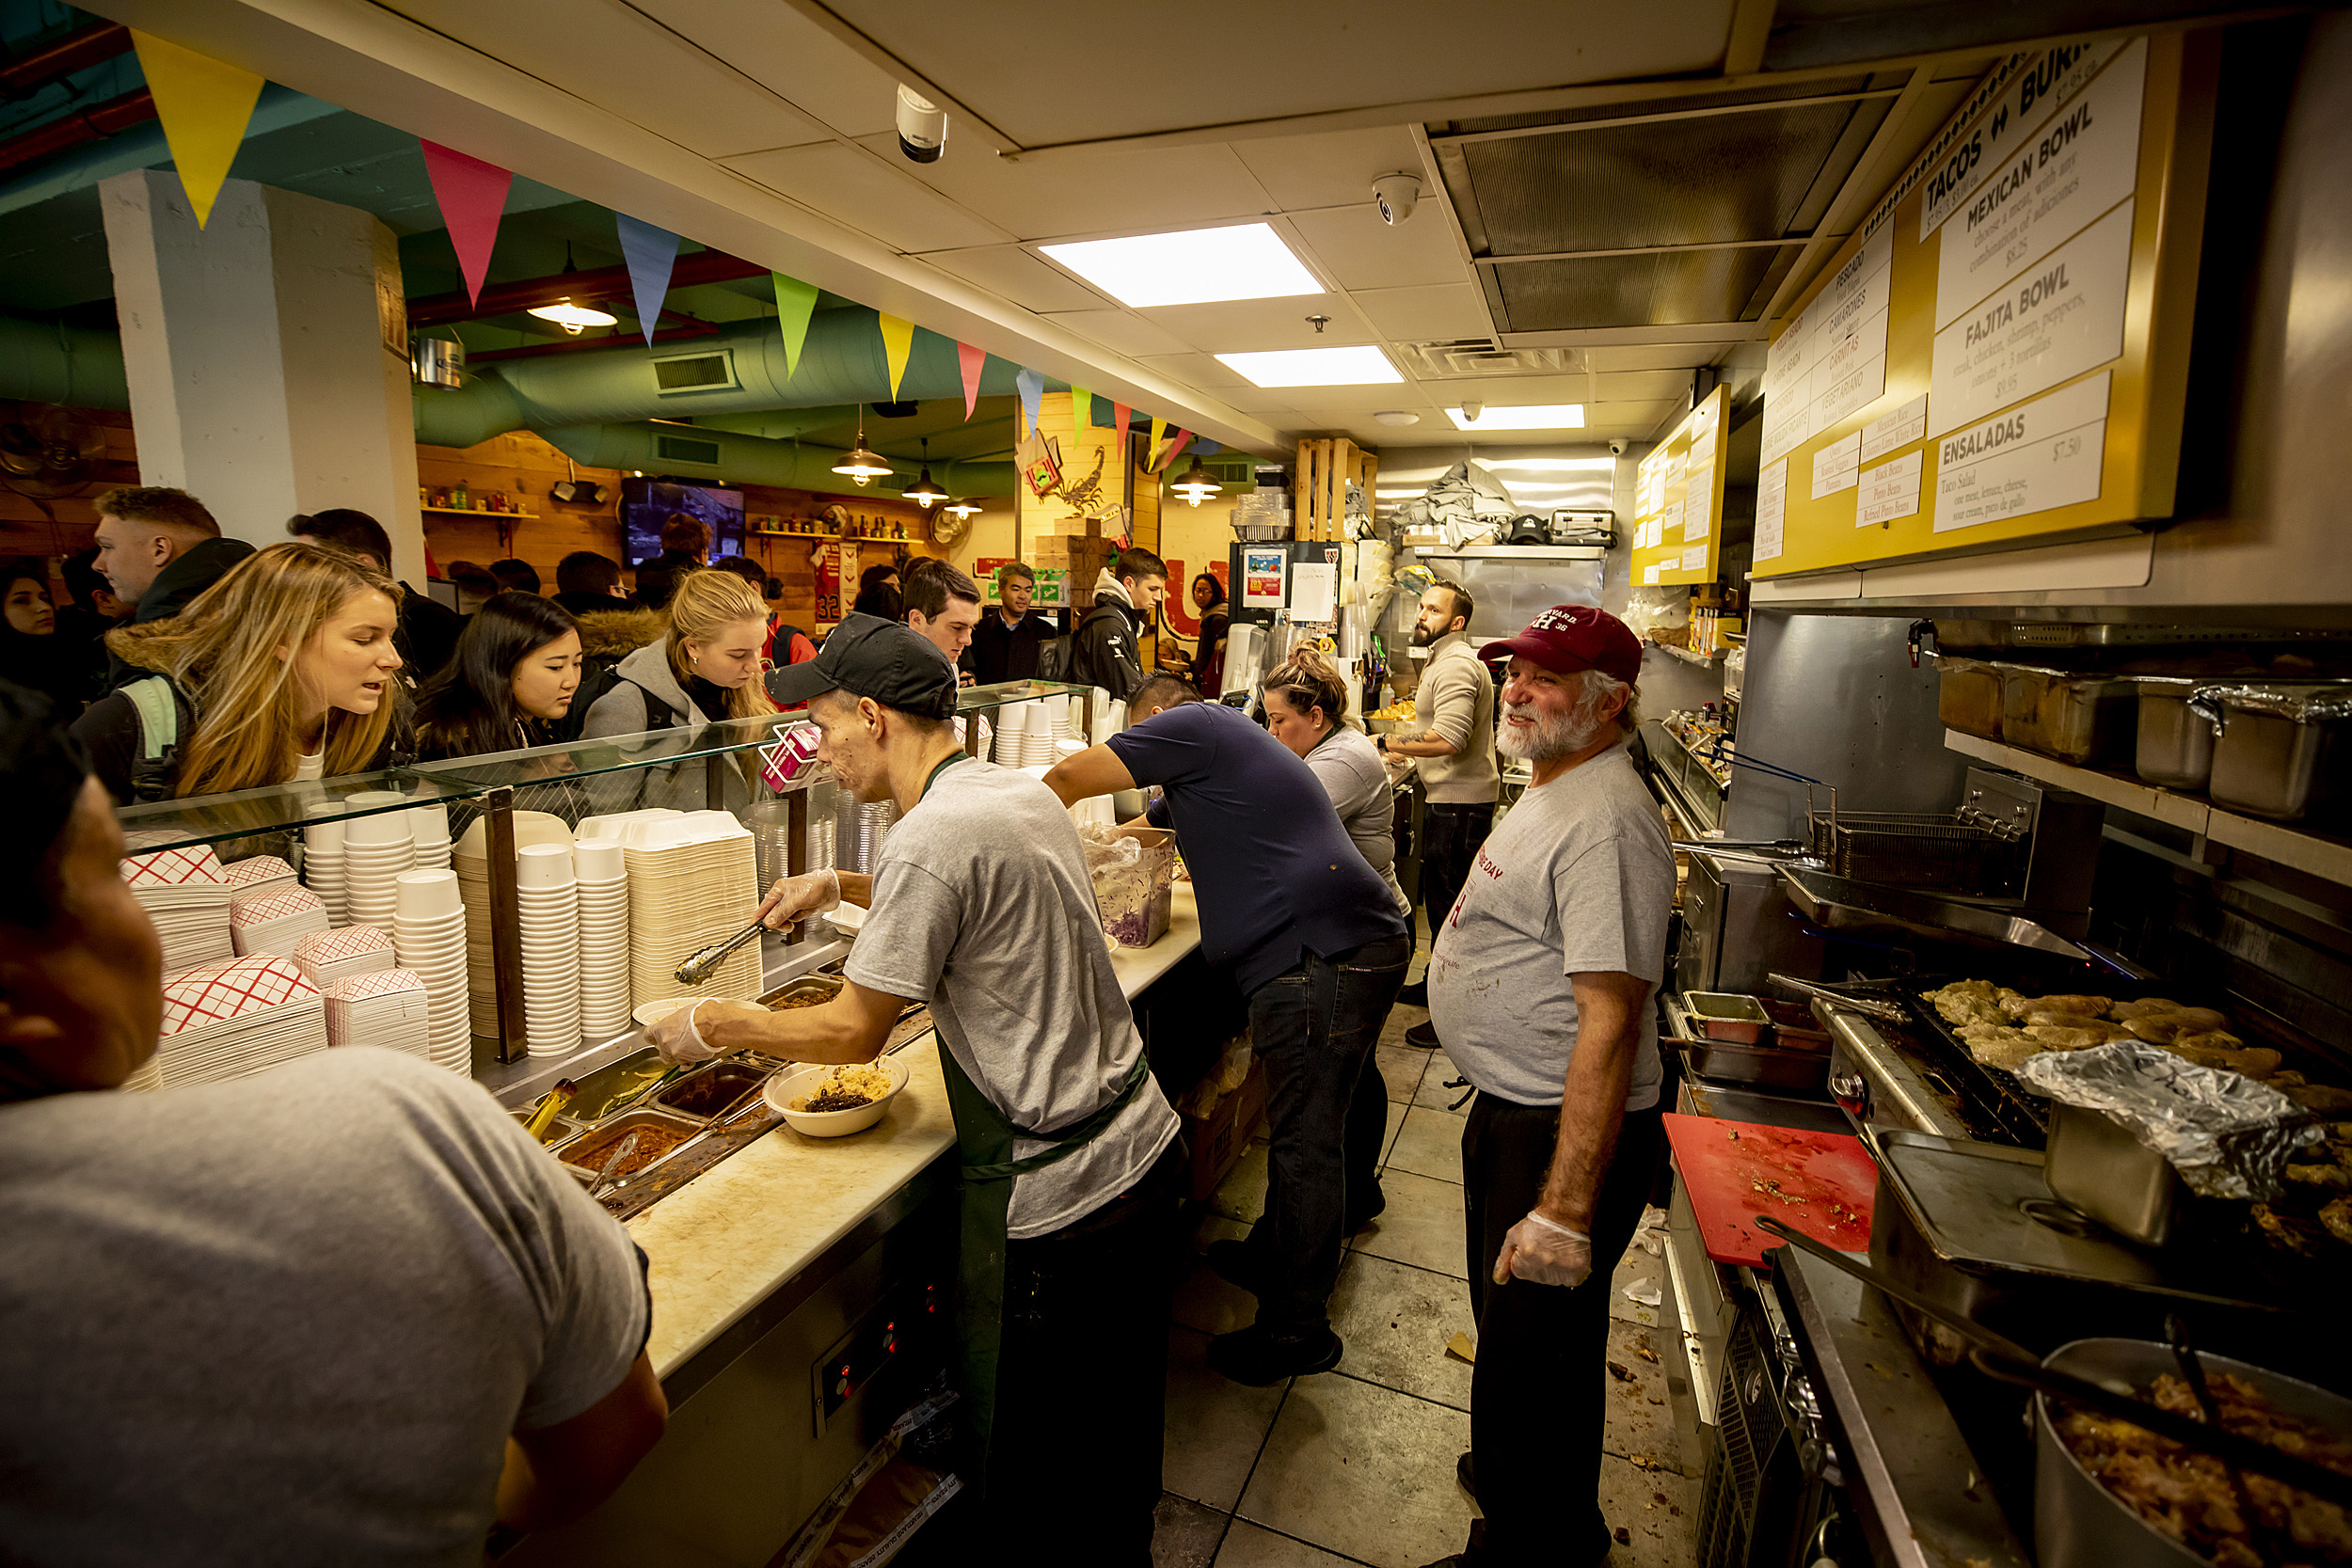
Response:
[2016,1041,2325,1199]
[2187,680,2352,731]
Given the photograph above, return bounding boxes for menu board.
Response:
[1752,33,2213,578]
[1631,386,1728,587]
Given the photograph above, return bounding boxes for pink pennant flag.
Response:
[958,341,987,420]
[1161,429,1195,468]
[420,140,512,306]
[1110,402,1129,461]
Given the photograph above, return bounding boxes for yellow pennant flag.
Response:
[1072,387,1092,440]
[1149,416,1168,468]
[132,31,265,229]
[878,312,915,399]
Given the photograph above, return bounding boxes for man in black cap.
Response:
[644,614,1184,1566]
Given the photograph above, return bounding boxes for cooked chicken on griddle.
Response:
[2286,1162,2352,1191]
[2111,997,2188,1021]
[2323,1196,2352,1248]
[2291,1085,2352,1115]
[1926,980,2006,1028]
[2026,1023,2124,1052]
[1956,1022,2049,1070]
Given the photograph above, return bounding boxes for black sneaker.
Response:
[1406,1021,1441,1049]
[1456,1449,1476,1502]
[1397,979,1429,1007]
[1204,1239,1264,1295]
[1345,1186,1387,1233]
[1207,1323,1343,1385]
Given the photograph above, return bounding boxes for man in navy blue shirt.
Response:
[1047,675,1409,1384]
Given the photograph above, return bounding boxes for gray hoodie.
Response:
[579,641,712,739]
[577,641,743,814]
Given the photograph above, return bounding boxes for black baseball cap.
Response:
[771,612,959,720]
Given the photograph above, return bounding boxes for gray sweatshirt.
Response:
[1413,632,1499,805]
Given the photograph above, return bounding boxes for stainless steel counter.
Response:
[1775,1248,2029,1568]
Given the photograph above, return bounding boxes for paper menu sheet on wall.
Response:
[1859,394,1928,466]
[1287,561,1339,622]
[1680,544,1708,572]
[1810,431,1863,499]
[1683,489,1712,542]
[1755,460,1788,562]
[1856,451,1925,527]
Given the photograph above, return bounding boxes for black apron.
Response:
[912,752,1154,1494]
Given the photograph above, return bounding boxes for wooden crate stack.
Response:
[1291,438,1378,541]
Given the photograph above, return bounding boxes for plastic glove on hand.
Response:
[644,999,764,1065]
[756,869,841,930]
[1493,1211,1593,1289]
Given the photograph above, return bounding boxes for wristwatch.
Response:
[1375,734,1389,752]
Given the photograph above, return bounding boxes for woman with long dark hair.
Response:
[0,557,81,716]
[412,592,582,759]
[1190,570,1230,699]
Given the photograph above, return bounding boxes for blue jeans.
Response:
[1244,932,1413,1337]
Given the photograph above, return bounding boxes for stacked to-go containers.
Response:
[516,844,580,1055]
[392,869,471,1072]
[574,837,632,1039]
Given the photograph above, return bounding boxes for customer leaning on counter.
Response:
[71,541,412,803]
[412,592,584,759]
[1418,606,1671,1568]
[1044,673,1409,1386]
[0,682,667,1564]
[645,614,1183,1567]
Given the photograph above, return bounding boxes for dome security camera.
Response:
[1459,401,1483,423]
[896,84,948,164]
[1610,438,1628,457]
[1373,172,1422,226]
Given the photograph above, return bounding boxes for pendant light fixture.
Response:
[1170,454,1223,506]
[526,243,620,335]
[904,437,947,509]
[832,410,893,486]
[943,499,982,521]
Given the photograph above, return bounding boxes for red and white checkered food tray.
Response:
[121,840,229,895]
[224,855,296,891]
[230,887,328,927]
[323,968,425,1004]
[163,955,321,1036]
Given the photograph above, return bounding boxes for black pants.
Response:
[988,1137,1188,1565]
[1419,802,1494,943]
[1242,932,1413,1337]
[1459,1096,1665,1567]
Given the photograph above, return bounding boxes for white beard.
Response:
[1495,699,1607,762]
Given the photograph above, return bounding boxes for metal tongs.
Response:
[1766,972,1908,1023]
[675,916,767,986]
[1754,1216,2352,1510]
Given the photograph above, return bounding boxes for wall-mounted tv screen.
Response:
[620,478,746,567]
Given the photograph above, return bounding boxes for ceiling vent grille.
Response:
[651,349,738,393]
[1398,340,1582,378]
[655,434,723,467]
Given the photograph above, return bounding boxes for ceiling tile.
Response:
[1211,387,1310,416]
[1280,384,1446,414]
[920,245,1109,311]
[857,135,1270,242]
[1131,352,1253,390]
[1041,309,1197,358]
[381,0,830,158]
[1229,126,1422,210]
[1585,343,1732,372]
[631,0,902,137]
[1353,282,1492,340]
[1142,294,1370,356]
[1286,205,1470,291]
[721,144,1013,252]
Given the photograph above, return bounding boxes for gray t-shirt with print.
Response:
[1427,746,1674,1109]
[846,757,1180,1239]
[0,1048,649,1568]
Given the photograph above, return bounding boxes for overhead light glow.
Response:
[1216,345,1401,388]
[1446,404,1585,431]
[1374,410,1421,426]
[832,415,892,485]
[1041,223,1322,309]
[944,499,982,521]
[1169,456,1223,507]
[528,299,620,335]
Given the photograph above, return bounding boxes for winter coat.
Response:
[1069,568,1146,702]
[108,537,255,689]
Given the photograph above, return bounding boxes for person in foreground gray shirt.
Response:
[0,682,666,1567]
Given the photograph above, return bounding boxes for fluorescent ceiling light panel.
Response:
[1446,404,1587,430]
[1040,223,1323,309]
[1216,345,1402,388]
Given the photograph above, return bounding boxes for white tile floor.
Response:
[1154,1001,1700,1568]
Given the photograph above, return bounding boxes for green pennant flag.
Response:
[772,273,818,377]
[1072,387,1092,438]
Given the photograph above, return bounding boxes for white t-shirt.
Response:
[1427,746,1674,1109]
[0,1049,649,1566]
[846,758,1179,1238]
[292,749,325,782]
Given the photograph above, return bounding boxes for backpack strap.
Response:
[123,675,181,759]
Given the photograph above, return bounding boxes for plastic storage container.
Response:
[1934,655,2005,740]
[2189,681,2352,822]
[2000,666,2137,766]
[2128,675,2213,790]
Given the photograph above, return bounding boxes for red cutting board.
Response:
[1662,1113,1877,1268]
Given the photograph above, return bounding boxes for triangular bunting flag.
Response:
[772,273,818,377]
[133,31,265,229]
[1015,368,1044,430]
[1072,387,1092,439]
[615,214,680,346]
[957,341,987,420]
[1110,403,1129,462]
[878,313,915,399]
[420,140,512,305]
[1162,429,1196,468]
[1149,416,1168,468]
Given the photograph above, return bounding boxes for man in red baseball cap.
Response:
[1417,604,1673,1568]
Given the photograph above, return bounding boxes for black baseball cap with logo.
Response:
[770,612,960,720]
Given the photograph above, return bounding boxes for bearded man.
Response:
[1419,606,1673,1568]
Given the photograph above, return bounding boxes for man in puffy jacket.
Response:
[89,487,253,689]
[1068,547,1167,702]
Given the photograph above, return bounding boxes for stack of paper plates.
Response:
[619,812,761,1009]
[322,968,433,1056]
[120,835,231,974]
[292,925,395,989]
[154,954,326,1088]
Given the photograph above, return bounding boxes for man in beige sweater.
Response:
[1375,578,1500,1046]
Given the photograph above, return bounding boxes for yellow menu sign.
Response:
[1753,33,2214,578]
[1631,386,1728,586]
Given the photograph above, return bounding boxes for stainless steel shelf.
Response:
[1944,729,2352,888]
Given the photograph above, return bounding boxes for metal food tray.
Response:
[1806,809,2010,892]
[1677,1037,1833,1096]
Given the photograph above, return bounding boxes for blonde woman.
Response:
[577,567,775,738]
[72,543,407,803]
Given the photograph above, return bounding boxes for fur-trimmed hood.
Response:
[574,606,668,660]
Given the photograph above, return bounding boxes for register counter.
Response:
[502,887,1203,1565]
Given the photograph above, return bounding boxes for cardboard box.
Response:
[1184,1058,1267,1203]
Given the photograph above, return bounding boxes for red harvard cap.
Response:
[1479,605,1643,687]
